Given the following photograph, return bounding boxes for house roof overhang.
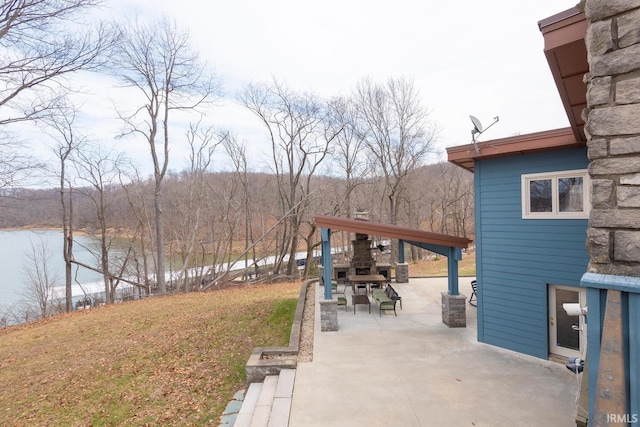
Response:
[447,127,580,172]
[446,7,588,173]
[314,215,472,249]
[539,8,588,144]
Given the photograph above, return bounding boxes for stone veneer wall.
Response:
[584,0,640,276]
[577,4,640,422]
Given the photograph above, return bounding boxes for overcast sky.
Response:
[31,0,581,179]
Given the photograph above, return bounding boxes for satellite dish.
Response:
[469,115,483,134]
[468,115,500,154]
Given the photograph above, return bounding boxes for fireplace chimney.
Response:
[354,209,369,221]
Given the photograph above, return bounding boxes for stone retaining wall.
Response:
[245,279,310,384]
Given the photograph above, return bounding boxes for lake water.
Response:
[0,230,312,311]
[0,229,102,307]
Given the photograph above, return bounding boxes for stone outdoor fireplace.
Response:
[349,232,376,277]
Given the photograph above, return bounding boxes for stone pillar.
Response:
[395,262,409,283]
[319,300,338,332]
[441,292,466,327]
[581,1,640,424]
[584,0,640,276]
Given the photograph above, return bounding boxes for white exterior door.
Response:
[549,284,586,358]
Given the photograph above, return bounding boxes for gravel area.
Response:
[297,282,315,362]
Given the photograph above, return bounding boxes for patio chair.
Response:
[333,280,348,311]
[469,280,477,306]
[351,281,368,294]
[369,281,382,292]
[337,294,348,311]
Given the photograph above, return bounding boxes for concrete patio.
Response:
[289,277,580,427]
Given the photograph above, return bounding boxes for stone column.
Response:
[584,0,640,276]
[319,300,338,332]
[441,292,466,328]
[582,1,640,424]
[395,262,409,283]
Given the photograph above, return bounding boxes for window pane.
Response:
[529,179,552,212]
[559,177,583,212]
[555,289,580,351]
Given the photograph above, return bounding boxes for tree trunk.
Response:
[155,179,166,293]
[60,170,73,313]
[100,207,111,304]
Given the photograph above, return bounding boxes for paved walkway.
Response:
[289,277,580,427]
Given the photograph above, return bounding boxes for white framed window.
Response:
[521,169,590,219]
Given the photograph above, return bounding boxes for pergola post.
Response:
[321,227,332,300]
[440,246,466,327]
[447,246,462,296]
[396,239,409,283]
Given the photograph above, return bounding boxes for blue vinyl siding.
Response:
[475,147,589,359]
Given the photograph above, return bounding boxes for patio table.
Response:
[348,274,386,294]
[351,294,371,314]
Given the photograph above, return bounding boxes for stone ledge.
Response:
[245,348,298,384]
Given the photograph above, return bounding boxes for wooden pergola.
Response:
[314,215,473,300]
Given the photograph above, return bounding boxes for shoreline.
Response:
[0,227,94,239]
[0,227,109,238]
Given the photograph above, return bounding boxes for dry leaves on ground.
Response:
[0,281,300,426]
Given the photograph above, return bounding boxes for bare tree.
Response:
[119,169,154,296]
[433,162,474,237]
[0,0,113,308]
[43,104,84,312]
[9,300,38,325]
[326,95,369,260]
[0,138,41,190]
[240,79,341,276]
[400,166,435,262]
[113,15,219,293]
[408,162,475,239]
[0,0,113,125]
[327,96,368,217]
[167,121,220,292]
[0,0,113,192]
[222,132,257,278]
[21,237,60,319]
[354,77,437,226]
[73,146,127,304]
[0,304,11,329]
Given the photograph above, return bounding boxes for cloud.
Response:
[15,0,578,181]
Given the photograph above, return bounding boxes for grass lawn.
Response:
[0,282,300,426]
[0,251,475,426]
[408,249,476,277]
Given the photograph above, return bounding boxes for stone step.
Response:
[232,369,296,427]
[269,369,295,427]
[233,382,262,427]
[250,375,278,427]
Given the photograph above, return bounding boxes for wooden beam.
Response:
[592,290,627,426]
